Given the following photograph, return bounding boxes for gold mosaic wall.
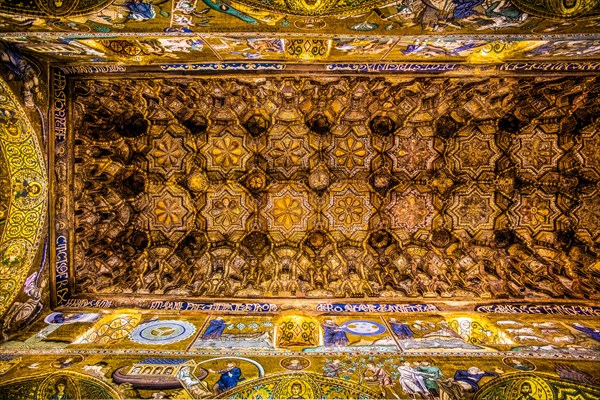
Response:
[0,308,599,399]
[0,78,47,318]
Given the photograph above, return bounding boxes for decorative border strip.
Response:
[56,299,278,312]
[60,65,126,74]
[326,63,458,72]
[500,62,600,71]
[160,63,286,71]
[148,301,278,312]
[53,69,67,142]
[0,348,598,360]
[3,32,600,40]
[52,68,70,306]
[474,304,600,316]
[316,303,440,313]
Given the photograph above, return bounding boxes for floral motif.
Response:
[392,134,436,176]
[581,135,600,173]
[455,137,497,172]
[272,195,304,231]
[211,136,244,168]
[575,192,600,240]
[449,187,500,235]
[203,132,249,173]
[517,132,561,174]
[520,138,555,168]
[265,188,311,236]
[153,140,185,168]
[154,197,185,225]
[387,190,434,232]
[210,196,243,227]
[334,137,367,169]
[332,134,373,176]
[333,196,364,225]
[205,186,250,234]
[327,187,372,237]
[144,186,193,238]
[269,136,306,168]
[515,194,555,230]
[149,133,188,178]
[456,195,491,225]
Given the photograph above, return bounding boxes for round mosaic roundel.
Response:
[340,320,386,336]
[130,320,196,345]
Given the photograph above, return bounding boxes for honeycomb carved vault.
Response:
[57,74,600,303]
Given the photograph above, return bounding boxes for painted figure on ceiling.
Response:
[202,318,227,339]
[417,361,445,397]
[323,359,346,378]
[452,0,484,19]
[49,313,84,324]
[127,0,156,20]
[199,0,258,24]
[0,42,42,108]
[453,366,498,392]
[515,382,536,400]
[389,318,414,339]
[1,272,45,341]
[396,362,433,400]
[287,382,305,399]
[322,320,349,347]
[209,362,244,394]
[177,366,201,387]
[573,323,600,342]
[49,379,69,400]
[362,363,398,398]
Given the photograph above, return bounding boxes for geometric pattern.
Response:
[449,129,500,178]
[516,129,562,176]
[203,130,250,173]
[204,184,251,235]
[512,191,559,236]
[391,132,436,177]
[449,185,501,236]
[267,130,312,179]
[148,129,189,179]
[332,132,373,177]
[140,185,195,240]
[326,184,372,238]
[579,130,600,178]
[60,74,600,301]
[575,191,600,241]
[264,186,312,238]
[75,314,142,345]
[386,188,434,233]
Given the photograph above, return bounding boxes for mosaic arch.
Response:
[51,70,600,308]
[0,370,122,399]
[0,77,47,319]
[215,371,381,399]
[474,372,600,400]
[0,0,114,17]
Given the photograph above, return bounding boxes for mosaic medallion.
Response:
[340,320,386,336]
[130,320,196,345]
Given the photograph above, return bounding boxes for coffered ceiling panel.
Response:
[51,71,600,307]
